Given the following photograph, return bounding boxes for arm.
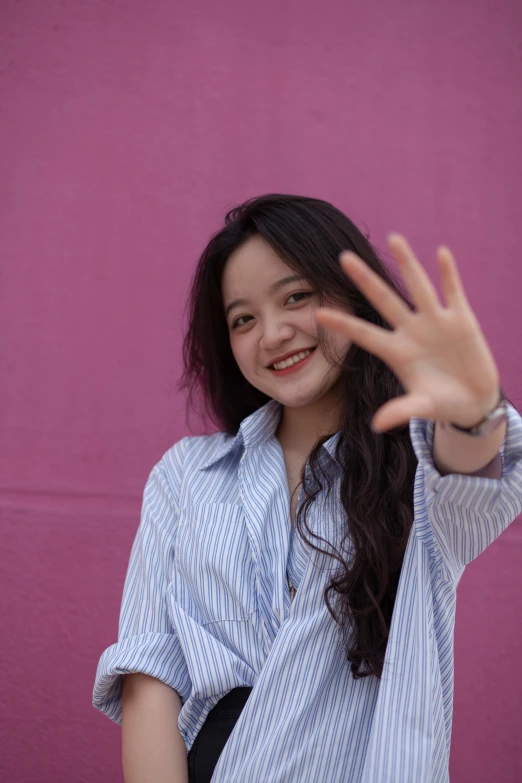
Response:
[409,403,522,577]
[432,418,506,478]
[92,445,192,768]
[122,673,188,783]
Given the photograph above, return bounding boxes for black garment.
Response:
[187,687,253,783]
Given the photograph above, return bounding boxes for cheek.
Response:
[288,310,319,345]
[332,333,352,361]
[318,330,351,365]
[229,336,252,370]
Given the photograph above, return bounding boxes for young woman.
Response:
[92,194,522,783]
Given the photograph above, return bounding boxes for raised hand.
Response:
[314,234,501,433]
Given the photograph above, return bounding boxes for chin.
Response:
[274,387,330,408]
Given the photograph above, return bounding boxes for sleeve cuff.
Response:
[409,402,522,510]
[92,632,191,725]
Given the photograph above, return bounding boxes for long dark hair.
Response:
[178,194,426,678]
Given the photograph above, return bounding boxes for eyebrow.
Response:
[224,274,308,319]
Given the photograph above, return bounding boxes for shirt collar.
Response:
[198,398,342,471]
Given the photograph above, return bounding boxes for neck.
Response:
[275,389,343,454]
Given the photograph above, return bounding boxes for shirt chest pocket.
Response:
[172,503,258,625]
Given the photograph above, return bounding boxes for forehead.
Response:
[221,235,294,298]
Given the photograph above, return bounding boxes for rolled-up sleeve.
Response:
[410,402,522,578]
[92,439,191,725]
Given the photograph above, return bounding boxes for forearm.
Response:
[122,673,188,783]
[433,419,507,478]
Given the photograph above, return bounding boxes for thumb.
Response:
[371,393,434,433]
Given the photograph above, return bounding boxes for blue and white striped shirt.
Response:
[92,398,522,782]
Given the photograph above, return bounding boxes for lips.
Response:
[267,346,317,368]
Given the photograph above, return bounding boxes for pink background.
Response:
[1,1,521,781]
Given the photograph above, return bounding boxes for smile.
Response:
[269,348,316,375]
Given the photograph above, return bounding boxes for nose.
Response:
[259,318,295,351]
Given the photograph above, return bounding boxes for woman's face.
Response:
[221,235,352,409]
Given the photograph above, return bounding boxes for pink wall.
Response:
[1,1,521,781]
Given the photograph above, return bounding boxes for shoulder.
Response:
[155,431,236,493]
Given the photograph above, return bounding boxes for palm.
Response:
[314,235,500,433]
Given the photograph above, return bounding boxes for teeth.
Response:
[273,349,312,370]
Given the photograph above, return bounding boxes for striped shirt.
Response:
[92,398,522,782]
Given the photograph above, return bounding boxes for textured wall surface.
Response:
[1,1,521,781]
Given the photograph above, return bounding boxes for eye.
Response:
[230,291,313,329]
[286,292,312,304]
[231,315,252,329]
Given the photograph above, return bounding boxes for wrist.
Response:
[446,385,507,438]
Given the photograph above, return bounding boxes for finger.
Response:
[436,245,471,311]
[315,307,393,364]
[371,393,435,432]
[387,234,442,314]
[340,251,412,328]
